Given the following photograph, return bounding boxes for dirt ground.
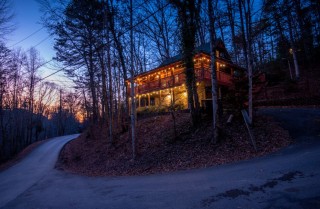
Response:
[56,112,292,176]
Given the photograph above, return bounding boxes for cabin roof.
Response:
[158,39,231,68]
[127,39,242,81]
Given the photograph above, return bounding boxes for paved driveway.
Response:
[0,108,319,209]
[0,134,79,208]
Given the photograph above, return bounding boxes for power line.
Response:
[105,1,171,50]
[9,27,52,57]
[5,1,171,93]
[9,26,45,48]
[33,35,52,48]
[38,1,171,85]
[37,63,85,84]
[46,79,74,83]
[18,58,54,78]
[9,0,167,90]
[14,35,53,54]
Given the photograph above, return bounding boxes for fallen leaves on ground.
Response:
[56,112,292,176]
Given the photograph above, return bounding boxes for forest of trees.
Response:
[0,0,80,162]
[0,0,319,160]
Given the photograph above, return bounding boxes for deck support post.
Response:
[138,95,141,108]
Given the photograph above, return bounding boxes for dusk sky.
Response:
[8,0,71,87]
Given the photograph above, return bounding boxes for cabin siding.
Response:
[127,43,244,113]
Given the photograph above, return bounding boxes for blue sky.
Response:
[8,0,72,87]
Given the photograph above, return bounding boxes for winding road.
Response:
[0,108,319,209]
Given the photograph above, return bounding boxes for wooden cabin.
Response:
[126,40,244,112]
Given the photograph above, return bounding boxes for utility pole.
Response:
[130,0,136,160]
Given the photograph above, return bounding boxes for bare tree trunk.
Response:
[293,0,310,64]
[170,0,202,128]
[226,0,238,63]
[195,2,206,45]
[107,42,113,143]
[269,27,274,61]
[130,0,136,160]
[238,0,248,68]
[217,17,225,43]
[287,10,300,79]
[115,60,122,129]
[238,0,253,123]
[208,0,218,143]
[82,89,89,121]
[0,78,5,159]
[99,3,108,123]
[245,0,253,122]
[109,2,129,131]
[58,89,63,136]
[26,48,41,145]
[105,0,113,143]
[100,62,107,123]
[160,1,171,59]
[88,43,98,122]
[97,44,107,124]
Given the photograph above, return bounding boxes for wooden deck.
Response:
[127,67,234,96]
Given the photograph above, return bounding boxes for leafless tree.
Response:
[208,0,219,143]
[138,1,178,62]
[238,0,254,123]
[129,0,136,160]
[0,0,15,40]
[25,47,42,144]
[170,0,202,128]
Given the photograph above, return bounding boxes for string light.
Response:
[128,54,234,109]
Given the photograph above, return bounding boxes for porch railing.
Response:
[127,68,233,95]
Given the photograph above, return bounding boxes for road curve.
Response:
[0,134,79,208]
[0,108,320,209]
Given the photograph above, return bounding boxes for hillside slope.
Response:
[57,112,291,176]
